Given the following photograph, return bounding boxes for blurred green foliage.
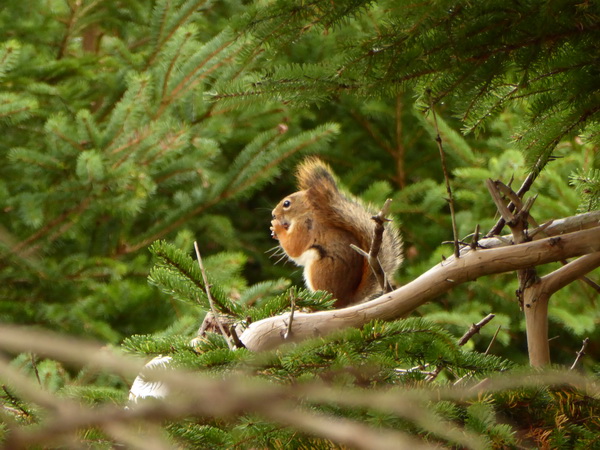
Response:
[0,0,598,448]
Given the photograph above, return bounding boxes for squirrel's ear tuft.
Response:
[296,157,338,192]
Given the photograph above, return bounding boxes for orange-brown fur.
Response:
[271,158,402,307]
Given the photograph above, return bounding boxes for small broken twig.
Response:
[457,314,496,346]
[426,313,496,382]
[284,293,296,340]
[470,224,481,250]
[350,198,394,293]
[485,325,502,355]
[194,241,233,350]
[486,155,548,237]
[453,325,502,386]
[570,337,590,371]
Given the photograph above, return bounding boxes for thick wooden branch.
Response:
[476,210,600,251]
[486,179,600,367]
[540,251,600,295]
[240,225,600,352]
[524,251,600,367]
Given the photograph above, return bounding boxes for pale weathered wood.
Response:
[240,224,600,352]
[474,210,600,252]
[524,251,600,367]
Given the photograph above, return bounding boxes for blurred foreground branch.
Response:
[0,326,599,449]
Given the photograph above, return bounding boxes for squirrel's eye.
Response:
[283,200,291,208]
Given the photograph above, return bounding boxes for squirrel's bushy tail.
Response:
[296,157,403,288]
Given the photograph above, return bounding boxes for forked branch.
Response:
[241,224,600,352]
[486,179,599,367]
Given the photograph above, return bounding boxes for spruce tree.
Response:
[0,0,338,341]
[0,0,599,448]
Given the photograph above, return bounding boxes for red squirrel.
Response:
[270,158,402,307]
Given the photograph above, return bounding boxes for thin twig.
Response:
[484,326,502,355]
[350,199,394,293]
[528,220,554,239]
[193,241,233,350]
[457,314,496,346]
[454,325,502,386]
[429,101,460,258]
[396,368,437,376]
[486,179,515,225]
[30,354,42,386]
[424,365,443,382]
[2,385,32,420]
[369,199,394,292]
[426,313,496,382]
[284,293,296,340]
[570,337,590,370]
[470,224,480,250]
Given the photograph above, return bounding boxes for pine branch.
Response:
[124,123,339,253]
[146,0,211,67]
[425,313,496,382]
[0,325,457,450]
[8,197,92,258]
[2,325,599,449]
[0,354,73,415]
[148,241,242,316]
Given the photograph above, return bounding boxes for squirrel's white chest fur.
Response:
[288,247,320,291]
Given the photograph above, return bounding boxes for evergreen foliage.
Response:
[0,0,337,341]
[0,0,598,448]
[233,0,600,167]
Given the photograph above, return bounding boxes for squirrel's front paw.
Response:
[271,219,290,240]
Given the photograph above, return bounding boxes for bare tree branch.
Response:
[540,252,600,295]
[241,225,600,352]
